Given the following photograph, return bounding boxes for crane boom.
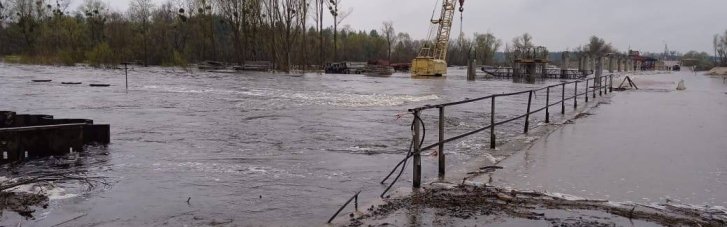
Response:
[411,0,460,77]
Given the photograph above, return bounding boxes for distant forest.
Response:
[0,0,724,71]
[0,0,502,71]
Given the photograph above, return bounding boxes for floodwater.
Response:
[0,63,573,226]
[491,71,727,208]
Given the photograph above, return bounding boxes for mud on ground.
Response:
[347,184,727,227]
[0,191,48,218]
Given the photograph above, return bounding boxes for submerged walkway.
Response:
[349,72,727,226]
[482,71,727,206]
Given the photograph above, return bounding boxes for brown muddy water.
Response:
[0,63,577,226]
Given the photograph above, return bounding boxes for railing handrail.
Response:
[326,191,361,224]
[408,78,601,112]
[327,73,619,224]
[406,74,616,187]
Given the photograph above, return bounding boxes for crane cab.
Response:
[411,57,447,77]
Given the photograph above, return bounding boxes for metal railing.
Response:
[326,191,360,224]
[326,75,616,224]
[407,74,615,187]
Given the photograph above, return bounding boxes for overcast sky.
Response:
[77,0,726,54]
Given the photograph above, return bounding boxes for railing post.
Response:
[574,81,578,109]
[599,77,603,96]
[412,111,422,189]
[561,83,566,114]
[609,75,614,93]
[490,96,496,149]
[593,78,597,99]
[524,91,533,133]
[545,87,550,123]
[438,107,445,178]
[585,79,589,103]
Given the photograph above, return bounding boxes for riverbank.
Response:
[345,71,727,226]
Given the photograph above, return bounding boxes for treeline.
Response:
[0,0,504,71]
[4,0,717,71]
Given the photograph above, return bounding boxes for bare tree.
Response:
[715,31,727,66]
[512,33,533,50]
[381,21,396,62]
[129,0,154,66]
[262,0,278,68]
[584,36,614,85]
[297,0,310,70]
[80,0,108,45]
[9,0,50,50]
[316,0,323,68]
[474,32,501,65]
[714,34,719,65]
[585,36,613,57]
[217,0,246,64]
[278,0,301,73]
[326,0,350,62]
[0,0,8,26]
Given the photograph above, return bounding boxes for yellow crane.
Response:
[411,0,463,77]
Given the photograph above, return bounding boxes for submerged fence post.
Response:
[490,96,496,149]
[438,107,445,178]
[412,111,422,189]
[610,75,614,93]
[524,91,533,133]
[123,63,129,93]
[585,79,589,103]
[574,81,578,109]
[545,87,550,123]
[561,84,566,114]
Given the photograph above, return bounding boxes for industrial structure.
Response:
[411,0,464,77]
[512,46,549,82]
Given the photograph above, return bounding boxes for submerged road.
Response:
[488,71,727,207]
[0,63,572,225]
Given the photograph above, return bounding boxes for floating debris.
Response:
[89,84,111,87]
[61,82,82,85]
[349,184,727,227]
[31,80,52,83]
